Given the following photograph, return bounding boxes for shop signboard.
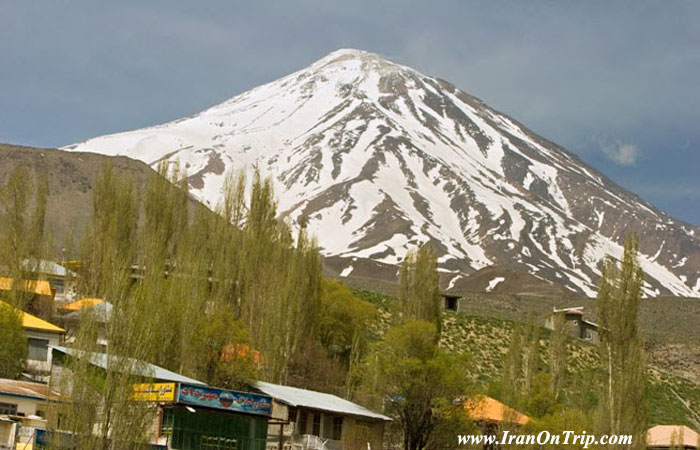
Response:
[131,383,177,402]
[178,383,272,417]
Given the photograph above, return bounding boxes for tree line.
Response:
[0,163,653,449]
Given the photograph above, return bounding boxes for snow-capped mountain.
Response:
[65,49,700,297]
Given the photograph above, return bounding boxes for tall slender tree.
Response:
[596,234,647,449]
[0,167,48,377]
[399,244,442,336]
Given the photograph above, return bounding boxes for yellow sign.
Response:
[131,383,176,402]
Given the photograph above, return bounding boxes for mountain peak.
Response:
[311,48,409,76]
[66,51,700,297]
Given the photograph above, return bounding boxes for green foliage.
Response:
[362,320,470,450]
[549,311,567,400]
[399,245,442,336]
[78,161,138,302]
[0,166,47,379]
[235,170,323,383]
[50,163,327,447]
[519,408,596,450]
[319,280,377,360]
[525,372,559,418]
[0,304,26,379]
[496,322,543,410]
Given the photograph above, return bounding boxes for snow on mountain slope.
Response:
[65,49,700,297]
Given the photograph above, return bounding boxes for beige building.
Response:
[254,382,390,450]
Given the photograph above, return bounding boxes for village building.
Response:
[128,382,272,450]
[57,298,112,351]
[49,346,271,450]
[22,260,77,303]
[543,306,599,344]
[647,425,699,449]
[0,301,65,378]
[253,381,391,450]
[0,277,54,320]
[463,395,530,450]
[0,378,59,449]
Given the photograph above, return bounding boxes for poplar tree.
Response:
[399,244,442,335]
[54,163,155,450]
[596,234,647,449]
[549,311,567,400]
[0,167,48,377]
[78,162,138,303]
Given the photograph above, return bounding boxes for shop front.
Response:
[134,382,272,450]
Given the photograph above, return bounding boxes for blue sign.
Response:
[178,383,272,417]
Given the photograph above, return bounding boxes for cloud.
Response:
[601,143,640,166]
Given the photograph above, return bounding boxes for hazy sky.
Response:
[1,1,698,224]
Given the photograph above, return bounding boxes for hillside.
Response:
[66,48,700,297]
[0,143,208,247]
[354,289,700,428]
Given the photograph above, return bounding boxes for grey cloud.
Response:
[601,143,640,166]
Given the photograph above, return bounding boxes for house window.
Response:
[444,297,458,311]
[0,402,18,415]
[312,413,321,436]
[332,417,343,440]
[27,338,50,361]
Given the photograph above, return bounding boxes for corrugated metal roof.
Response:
[0,301,65,333]
[22,259,76,278]
[254,381,391,421]
[51,346,206,386]
[0,378,60,401]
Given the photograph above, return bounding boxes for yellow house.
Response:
[1,301,65,375]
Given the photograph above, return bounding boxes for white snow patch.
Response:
[485,277,505,292]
